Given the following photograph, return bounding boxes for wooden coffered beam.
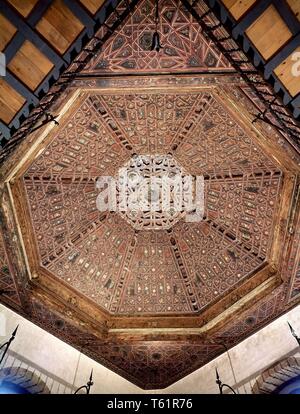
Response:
[205,0,300,129]
[0,0,128,149]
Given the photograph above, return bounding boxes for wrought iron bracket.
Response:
[0,326,18,366]
[288,322,300,346]
[215,368,237,394]
[74,369,94,394]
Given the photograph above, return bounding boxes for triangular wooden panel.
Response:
[84,0,233,74]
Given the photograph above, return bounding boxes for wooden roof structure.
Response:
[0,0,299,390]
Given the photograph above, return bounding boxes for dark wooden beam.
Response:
[63,0,96,37]
[190,0,300,149]
[3,34,25,64]
[273,0,300,36]
[264,33,300,78]
[5,70,39,106]
[3,1,54,65]
[0,0,141,151]
[95,0,120,24]
[0,122,11,142]
[291,93,300,118]
[232,0,272,39]
[0,0,67,67]
[27,0,54,26]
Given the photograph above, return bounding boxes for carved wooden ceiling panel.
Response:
[0,232,21,307]
[0,0,299,391]
[19,87,283,317]
[85,0,233,74]
[25,96,131,180]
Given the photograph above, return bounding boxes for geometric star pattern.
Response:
[85,0,233,74]
[1,0,299,391]
[23,89,282,315]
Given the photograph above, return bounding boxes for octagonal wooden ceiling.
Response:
[0,0,300,390]
[20,87,283,317]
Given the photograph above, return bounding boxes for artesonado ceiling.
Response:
[0,0,300,389]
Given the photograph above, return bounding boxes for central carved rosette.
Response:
[116,154,200,230]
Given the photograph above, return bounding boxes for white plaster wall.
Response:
[0,303,299,394]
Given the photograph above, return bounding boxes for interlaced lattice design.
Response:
[183,0,300,150]
[30,297,224,389]
[116,230,195,314]
[172,222,263,310]
[0,0,143,157]
[48,215,136,312]
[286,211,300,300]
[85,0,232,74]
[215,286,286,343]
[25,96,130,180]
[293,265,300,298]
[24,179,100,266]
[204,174,282,258]
[88,92,213,154]
[0,233,20,306]
[117,154,193,230]
[1,0,299,389]
[174,94,277,176]
[23,87,282,315]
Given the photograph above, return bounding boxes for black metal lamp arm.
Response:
[216,368,237,395]
[288,322,300,346]
[74,370,94,394]
[0,326,18,366]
